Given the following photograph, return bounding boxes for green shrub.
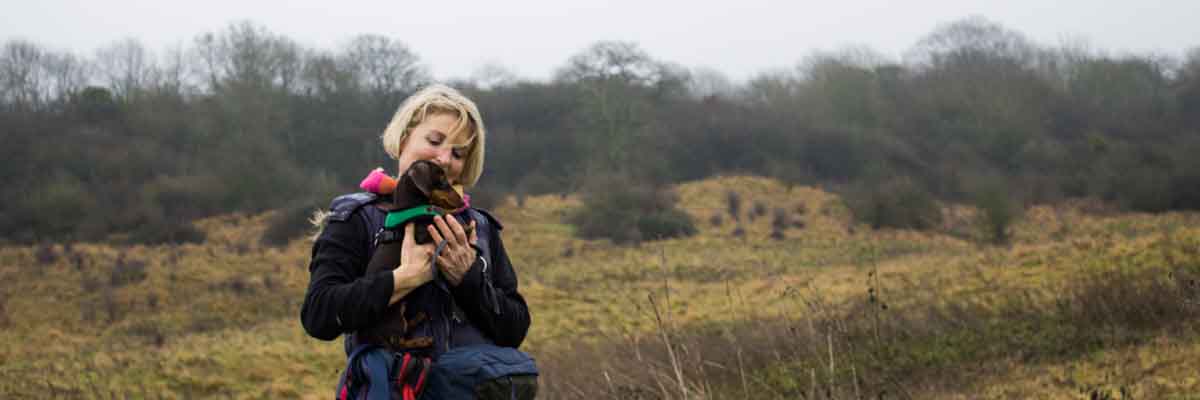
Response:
[972,181,1022,245]
[844,177,942,231]
[127,218,206,245]
[261,201,321,248]
[1115,167,1172,212]
[568,175,696,245]
[18,172,96,242]
[466,183,507,211]
[637,208,698,240]
[1170,171,1200,210]
[110,253,147,288]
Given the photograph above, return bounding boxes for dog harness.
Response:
[374,206,443,246]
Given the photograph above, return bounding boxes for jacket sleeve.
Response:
[450,224,531,348]
[299,211,396,341]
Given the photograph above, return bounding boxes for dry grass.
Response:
[2,175,1199,398]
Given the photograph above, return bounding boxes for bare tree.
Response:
[42,51,89,104]
[1031,36,1098,91]
[152,43,191,96]
[469,62,520,90]
[904,15,1037,70]
[1180,47,1200,129]
[301,50,356,97]
[744,68,802,108]
[686,66,735,100]
[191,21,300,93]
[192,32,223,92]
[554,41,689,171]
[0,41,88,110]
[274,36,302,93]
[555,41,662,86]
[340,34,428,96]
[1,40,48,110]
[222,21,277,89]
[95,38,154,101]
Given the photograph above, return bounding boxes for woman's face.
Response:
[396,113,472,185]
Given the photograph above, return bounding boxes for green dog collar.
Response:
[384,206,443,229]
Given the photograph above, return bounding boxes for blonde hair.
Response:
[381,84,487,188]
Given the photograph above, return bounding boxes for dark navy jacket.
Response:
[300,193,531,358]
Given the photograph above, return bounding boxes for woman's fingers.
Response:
[403,221,415,246]
[427,223,444,245]
[432,215,455,246]
[446,215,469,245]
[432,215,469,247]
[469,220,478,245]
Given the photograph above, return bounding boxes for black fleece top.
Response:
[299,202,530,351]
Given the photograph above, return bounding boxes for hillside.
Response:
[1,176,1198,399]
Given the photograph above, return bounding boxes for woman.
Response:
[300,85,531,392]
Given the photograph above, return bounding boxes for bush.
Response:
[110,253,147,288]
[972,181,1022,245]
[725,190,741,221]
[749,201,767,221]
[0,294,8,328]
[127,219,206,245]
[466,183,507,211]
[568,175,697,245]
[261,201,322,248]
[1169,170,1200,211]
[637,208,698,240]
[771,207,790,232]
[769,207,790,240]
[34,243,57,266]
[1115,167,1172,213]
[145,173,228,221]
[18,172,96,242]
[844,177,942,231]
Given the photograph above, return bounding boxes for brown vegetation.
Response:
[2,176,1199,398]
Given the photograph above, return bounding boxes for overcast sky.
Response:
[3,0,1198,82]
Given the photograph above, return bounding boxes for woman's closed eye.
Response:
[427,131,446,146]
[426,139,464,158]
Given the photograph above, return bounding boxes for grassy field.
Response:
[1,176,1198,399]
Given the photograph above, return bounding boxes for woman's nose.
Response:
[433,148,452,166]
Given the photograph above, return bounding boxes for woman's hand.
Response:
[428,214,478,286]
[391,223,434,305]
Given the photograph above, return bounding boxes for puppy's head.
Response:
[405,160,465,212]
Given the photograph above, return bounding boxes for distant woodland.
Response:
[2,16,1199,244]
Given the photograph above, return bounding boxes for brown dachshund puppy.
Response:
[358,160,472,350]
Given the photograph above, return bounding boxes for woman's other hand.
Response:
[428,215,478,286]
[391,223,434,305]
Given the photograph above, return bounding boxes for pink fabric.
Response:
[359,168,386,193]
[451,193,471,213]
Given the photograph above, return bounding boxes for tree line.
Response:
[2,17,1199,244]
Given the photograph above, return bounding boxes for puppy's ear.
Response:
[406,161,436,196]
